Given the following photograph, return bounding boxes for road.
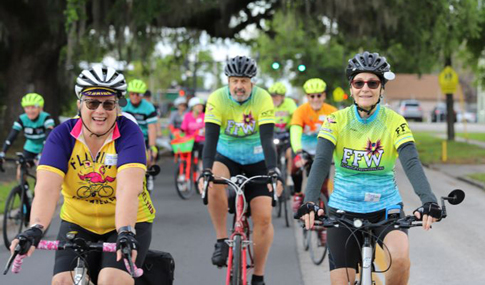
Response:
[1,157,484,284]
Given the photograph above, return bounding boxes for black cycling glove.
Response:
[295,202,321,219]
[414,202,442,220]
[116,231,139,254]
[16,227,43,255]
[268,167,283,183]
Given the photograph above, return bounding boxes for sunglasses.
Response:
[83,99,117,111]
[351,80,381,89]
[308,94,322,99]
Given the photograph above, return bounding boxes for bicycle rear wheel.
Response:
[231,235,243,285]
[174,160,195,200]
[3,186,26,249]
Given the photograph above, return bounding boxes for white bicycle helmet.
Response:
[188,97,204,109]
[75,66,127,99]
[174,97,187,107]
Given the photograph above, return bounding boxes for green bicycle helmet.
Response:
[21,93,44,107]
[268,82,287,96]
[303,78,327,94]
[127,79,147,94]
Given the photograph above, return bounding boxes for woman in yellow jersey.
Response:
[295,52,442,285]
[10,66,155,285]
[290,78,337,212]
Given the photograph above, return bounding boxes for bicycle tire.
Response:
[3,186,25,249]
[174,160,194,200]
[282,188,290,227]
[303,228,310,251]
[309,192,328,265]
[76,186,92,198]
[99,185,114,197]
[231,234,243,285]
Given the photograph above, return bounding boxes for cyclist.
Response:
[122,79,158,167]
[168,96,188,136]
[0,93,55,178]
[143,89,163,138]
[10,66,155,285]
[199,55,283,285]
[181,96,205,170]
[290,78,337,212]
[296,52,442,285]
[269,82,297,184]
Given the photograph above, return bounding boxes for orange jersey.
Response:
[291,102,338,133]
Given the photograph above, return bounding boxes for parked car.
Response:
[431,102,457,123]
[398,99,423,122]
[457,107,477,123]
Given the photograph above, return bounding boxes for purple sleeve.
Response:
[39,120,76,173]
[115,117,147,167]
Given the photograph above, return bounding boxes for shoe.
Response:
[211,240,229,267]
[147,176,154,192]
[292,193,304,213]
[251,280,265,285]
[319,229,327,245]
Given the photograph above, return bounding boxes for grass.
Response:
[414,132,485,165]
[468,173,485,183]
[0,180,20,213]
[456,132,485,142]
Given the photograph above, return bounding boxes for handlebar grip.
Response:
[11,254,27,274]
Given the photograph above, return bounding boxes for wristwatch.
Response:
[117,225,136,235]
[29,223,45,233]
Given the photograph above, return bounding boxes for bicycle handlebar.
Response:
[4,240,143,277]
[201,175,279,206]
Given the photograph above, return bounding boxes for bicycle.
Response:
[1,152,47,249]
[307,189,465,285]
[201,174,278,285]
[273,132,291,227]
[145,164,161,194]
[3,231,143,285]
[171,134,198,199]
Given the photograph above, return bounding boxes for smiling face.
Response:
[350,72,382,110]
[129,92,143,105]
[24,106,42,120]
[228,76,253,102]
[306,92,326,111]
[80,95,118,136]
[271,94,284,107]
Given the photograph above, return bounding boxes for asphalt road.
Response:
[1,157,484,284]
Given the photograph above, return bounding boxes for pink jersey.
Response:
[181,111,205,142]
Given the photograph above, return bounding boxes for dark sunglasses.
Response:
[351,80,381,89]
[308,94,322,99]
[83,99,117,111]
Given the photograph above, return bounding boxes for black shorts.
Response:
[53,221,152,279]
[327,205,407,271]
[193,142,204,161]
[214,153,271,203]
[22,150,38,162]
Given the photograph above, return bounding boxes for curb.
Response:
[425,164,485,190]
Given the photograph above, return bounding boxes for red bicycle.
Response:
[202,174,278,285]
[171,131,199,200]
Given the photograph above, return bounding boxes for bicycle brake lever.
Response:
[3,247,20,275]
[121,245,135,277]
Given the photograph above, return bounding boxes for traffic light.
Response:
[297,64,306,72]
[271,61,281,70]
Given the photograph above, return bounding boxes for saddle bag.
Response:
[135,250,175,285]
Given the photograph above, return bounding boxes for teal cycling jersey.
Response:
[205,86,275,165]
[12,112,55,154]
[121,99,158,141]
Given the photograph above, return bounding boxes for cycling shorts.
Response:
[53,220,152,279]
[215,153,271,203]
[327,204,407,271]
[22,149,38,162]
[193,141,204,161]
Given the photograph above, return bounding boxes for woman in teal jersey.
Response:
[295,52,442,285]
[0,93,55,178]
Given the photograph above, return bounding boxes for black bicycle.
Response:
[1,152,46,249]
[273,132,291,227]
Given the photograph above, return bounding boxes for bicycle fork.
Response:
[225,237,252,285]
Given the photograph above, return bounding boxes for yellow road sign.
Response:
[438,66,459,94]
[333,87,345,102]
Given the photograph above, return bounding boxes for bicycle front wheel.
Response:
[3,186,25,249]
[174,160,194,200]
[309,192,328,265]
[231,235,243,285]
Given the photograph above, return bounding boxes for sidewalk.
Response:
[430,134,485,190]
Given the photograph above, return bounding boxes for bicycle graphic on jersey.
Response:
[76,164,116,198]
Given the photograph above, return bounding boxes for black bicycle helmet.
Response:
[346,51,395,85]
[224,56,258,78]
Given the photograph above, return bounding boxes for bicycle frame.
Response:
[174,151,198,183]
